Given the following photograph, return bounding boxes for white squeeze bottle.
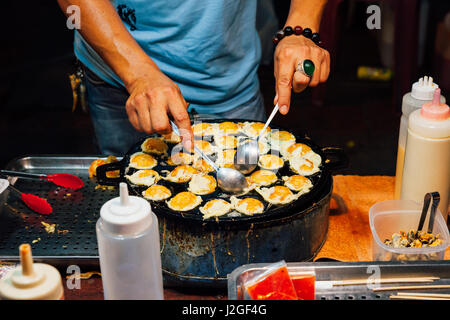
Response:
[96,183,164,300]
[0,244,64,300]
[394,76,446,199]
[401,88,450,221]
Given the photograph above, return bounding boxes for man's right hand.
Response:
[125,69,194,151]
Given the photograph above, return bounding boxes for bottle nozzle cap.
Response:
[411,76,439,100]
[119,182,129,206]
[432,88,441,105]
[100,182,152,234]
[421,88,450,120]
[19,244,34,277]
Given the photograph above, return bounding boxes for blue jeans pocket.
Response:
[84,67,146,155]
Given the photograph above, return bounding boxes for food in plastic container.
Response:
[290,270,316,300]
[369,200,450,261]
[384,229,443,248]
[243,261,298,300]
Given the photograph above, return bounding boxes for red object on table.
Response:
[21,193,53,215]
[44,173,84,190]
[245,265,298,300]
[290,274,315,300]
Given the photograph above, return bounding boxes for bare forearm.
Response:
[57,0,159,89]
[284,0,328,31]
[58,0,193,147]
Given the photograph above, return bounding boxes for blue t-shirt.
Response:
[74,0,262,114]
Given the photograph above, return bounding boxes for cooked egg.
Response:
[258,154,284,170]
[167,152,193,166]
[89,156,119,178]
[129,152,158,169]
[248,170,278,186]
[192,122,216,137]
[188,174,217,195]
[214,135,237,149]
[162,131,181,143]
[237,137,270,154]
[240,177,257,194]
[199,199,232,219]
[303,150,322,167]
[289,158,320,176]
[89,159,105,178]
[241,122,271,138]
[216,149,236,168]
[270,130,296,153]
[256,185,301,205]
[167,191,202,211]
[194,139,215,155]
[218,121,240,135]
[141,137,169,155]
[164,165,198,183]
[192,158,215,173]
[142,184,172,201]
[230,196,265,215]
[282,175,313,193]
[282,143,312,158]
[126,169,160,186]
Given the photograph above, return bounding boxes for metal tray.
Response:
[0,155,119,267]
[227,260,450,300]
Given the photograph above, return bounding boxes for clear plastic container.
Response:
[369,200,450,261]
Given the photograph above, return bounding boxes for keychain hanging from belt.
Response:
[69,61,87,113]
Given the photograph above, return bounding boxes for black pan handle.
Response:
[96,159,126,186]
[321,147,349,171]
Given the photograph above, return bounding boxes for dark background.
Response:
[0,0,449,176]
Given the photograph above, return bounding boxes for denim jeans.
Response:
[84,68,266,156]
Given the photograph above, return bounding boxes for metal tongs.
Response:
[416,192,440,235]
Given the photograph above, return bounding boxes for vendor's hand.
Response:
[274,35,330,114]
[125,70,194,151]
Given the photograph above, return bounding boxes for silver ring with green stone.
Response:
[296,59,315,78]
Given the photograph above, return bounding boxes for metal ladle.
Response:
[234,104,279,174]
[169,121,248,194]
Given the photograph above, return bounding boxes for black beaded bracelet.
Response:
[272,26,321,46]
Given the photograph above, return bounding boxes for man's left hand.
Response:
[273,35,330,114]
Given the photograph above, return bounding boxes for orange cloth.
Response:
[314,175,450,261]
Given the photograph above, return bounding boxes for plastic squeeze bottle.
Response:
[401,88,450,221]
[96,183,163,300]
[394,76,446,199]
[0,244,64,300]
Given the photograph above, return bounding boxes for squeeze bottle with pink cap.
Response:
[394,76,446,199]
[96,183,163,300]
[401,88,450,220]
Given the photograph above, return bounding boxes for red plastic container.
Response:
[244,261,298,300]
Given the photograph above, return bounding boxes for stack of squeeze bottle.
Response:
[401,88,450,221]
[394,76,446,199]
[0,244,64,300]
